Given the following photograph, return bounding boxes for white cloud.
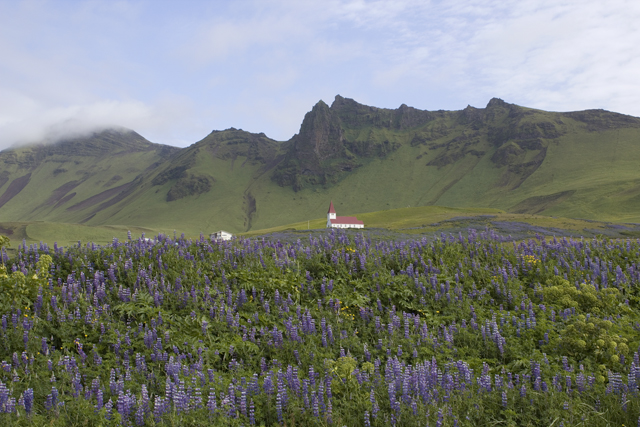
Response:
[1,0,640,150]
[180,3,316,65]
[467,0,640,112]
[0,96,196,149]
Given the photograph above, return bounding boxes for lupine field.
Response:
[0,229,640,426]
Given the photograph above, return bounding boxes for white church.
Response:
[326,201,364,229]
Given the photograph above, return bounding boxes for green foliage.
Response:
[0,253,51,312]
[0,230,640,426]
[558,315,630,364]
[542,277,623,315]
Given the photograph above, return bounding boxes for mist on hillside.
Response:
[0,98,198,150]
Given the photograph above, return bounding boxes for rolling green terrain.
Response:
[0,221,165,254]
[243,204,640,242]
[1,97,640,235]
[6,203,640,257]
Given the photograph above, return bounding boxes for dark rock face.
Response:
[330,95,433,129]
[272,95,640,195]
[562,109,640,131]
[426,133,484,168]
[273,96,432,191]
[491,142,525,167]
[272,95,570,191]
[201,128,280,165]
[273,100,351,191]
[166,175,212,202]
[152,165,190,186]
[295,100,346,170]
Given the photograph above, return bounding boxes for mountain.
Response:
[2,97,640,234]
[0,129,179,223]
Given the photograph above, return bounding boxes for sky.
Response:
[1,0,639,149]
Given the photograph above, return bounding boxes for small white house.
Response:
[326,201,364,229]
[211,230,233,241]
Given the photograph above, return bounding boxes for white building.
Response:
[211,230,233,241]
[326,201,364,229]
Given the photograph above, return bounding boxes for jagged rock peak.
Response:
[331,94,345,107]
[330,94,365,110]
[312,99,330,110]
[486,98,509,109]
[331,95,385,114]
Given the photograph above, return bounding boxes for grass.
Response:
[0,221,167,255]
[242,204,634,240]
[5,204,633,250]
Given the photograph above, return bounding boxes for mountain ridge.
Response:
[1,96,640,233]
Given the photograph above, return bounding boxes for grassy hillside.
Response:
[0,128,178,225]
[0,221,167,255]
[7,203,637,254]
[111,99,640,233]
[243,204,640,240]
[2,98,640,234]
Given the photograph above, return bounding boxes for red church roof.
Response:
[328,201,336,214]
[331,216,364,225]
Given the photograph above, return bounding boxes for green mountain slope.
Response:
[0,128,179,223]
[2,97,640,234]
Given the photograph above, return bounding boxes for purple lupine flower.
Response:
[311,391,319,417]
[23,388,33,415]
[249,398,255,425]
[135,404,145,426]
[276,390,283,424]
[240,388,247,417]
[105,399,113,420]
[201,320,208,335]
[48,385,58,409]
[140,384,150,414]
[388,381,396,415]
[116,390,127,418]
[96,389,103,412]
[154,396,166,422]
[44,394,53,411]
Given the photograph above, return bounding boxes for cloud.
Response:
[1,0,640,150]
[180,2,316,65]
[0,95,196,149]
[347,0,640,113]
[460,0,640,112]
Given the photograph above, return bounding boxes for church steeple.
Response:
[327,201,336,220]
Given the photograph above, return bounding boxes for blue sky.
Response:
[1,0,639,148]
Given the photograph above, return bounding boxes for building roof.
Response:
[330,216,364,225]
[328,201,336,214]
